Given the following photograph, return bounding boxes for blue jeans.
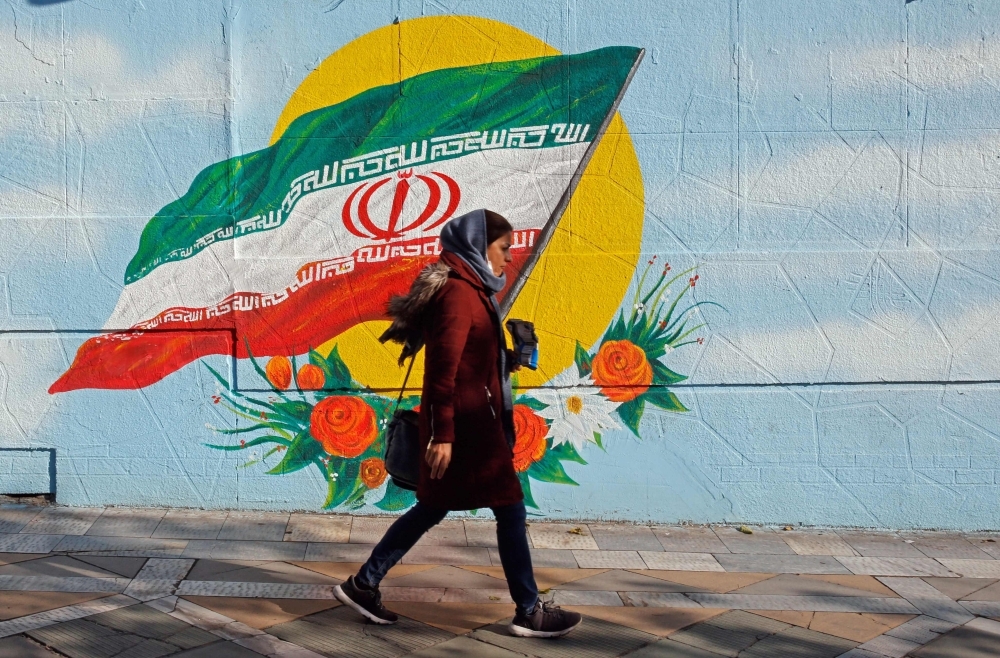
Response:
[356,501,539,615]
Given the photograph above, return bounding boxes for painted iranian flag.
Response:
[50,46,643,393]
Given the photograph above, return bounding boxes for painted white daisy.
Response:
[530,368,621,450]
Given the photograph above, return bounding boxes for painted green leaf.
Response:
[323,457,362,509]
[270,400,313,422]
[310,346,353,390]
[652,360,688,385]
[516,396,547,412]
[267,433,323,475]
[644,388,688,413]
[617,397,644,436]
[574,341,593,376]
[527,454,578,485]
[550,440,587,464]
[376,481,417,511]
[518,471,538,509]
[205,435,289,451]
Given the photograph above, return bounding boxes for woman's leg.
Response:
[356,501,448,588]
[491,501,539,615]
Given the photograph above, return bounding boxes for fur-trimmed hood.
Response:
[378,261,451,364]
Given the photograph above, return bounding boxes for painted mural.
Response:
[6,1,1000,530]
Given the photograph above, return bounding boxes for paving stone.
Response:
[901,534,993,560]
[909,625,1000,658]
[804,612,914,643]
[234,632,327,658]
[0,575,129,594]
[188,561,336,586]
[152,511,228,540]
[414,520,468,547]
[27,617,146,657]
[383,565,507,589]
[839,533,925,558]
[85,509,166,538]
[73,556,148,579]
[0,534,64,554]
[836,557,956,577]
[180,596,338,631]
[284,514,351,543]
[550,590,625,606]
[780,532,858,557]
[636,571,774,593]
[562,607,726,639]
[406,635,523,657]
[730,574,892,598]
[53,536,187,557]
[621,638,733,657]
[936,559,1000,578]
[348,517,395,544]
[402,545,491,566]
[181,540,307,561]
[388,602,514,635]
[171,642,263,657]
[177,581,336,600]
[884,614,958,644]
[965,536,1000,560]
[216,512,290,542]
[639,552,724,572]
[489,548,578,569]
[961,580,1000,601]
[704,610,792,635]
[303,542,375,562]
[146,597,258,639]
[21,508,104,536]
[963,616,1000,637]
[0,552,41,566]
[960,600,1000,616]
[472,614,658,658]
[380,586,446,602]
[440,587,517,604]
[464,521,501,548]
[651,527,729,554]
[857,633,923,657]
[739,626,857,658]
[161,625,220,650]
[0,635,60,657]
[685,593,917,614]
[715,554,851,574]
[0,591,111,622]
[922,577,997,601]
[618,592,702,608]
[0,595,136,639]
[573,550,646,569]
[0,506,42,534]
[669,621,761,656]
[589,525,663,552]
[528,524,600,551]
[269,605,454,657]
[713,527,795,555]
[877,577,974,623]
[86,603,198,640]
[0,555,121,579]
[560,570,694,593]
[465,565,602,590]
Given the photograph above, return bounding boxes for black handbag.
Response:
[384,356,421,491]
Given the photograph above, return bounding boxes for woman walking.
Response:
[334,209,582,638]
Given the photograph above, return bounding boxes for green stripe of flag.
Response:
[125,46,641,284]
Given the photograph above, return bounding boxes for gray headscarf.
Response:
[439,208,516,448]
[439,209,506,294]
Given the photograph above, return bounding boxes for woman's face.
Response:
[486,232,513,276]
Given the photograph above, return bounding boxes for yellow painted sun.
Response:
[272,15,644,389]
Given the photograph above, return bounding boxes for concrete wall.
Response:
[2,0,1000,530]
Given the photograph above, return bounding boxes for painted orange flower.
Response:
[360,457,388,489]
[591,340,653,402]
[297,363,325,390]
[512,404,548,472]
[265,356,292,390]
[310,396,378,458]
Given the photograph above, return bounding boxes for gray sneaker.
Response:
[508,601,582,638]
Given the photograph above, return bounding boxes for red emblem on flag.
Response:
[342,169,461,241]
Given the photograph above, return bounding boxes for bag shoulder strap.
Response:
[393,354,416,413]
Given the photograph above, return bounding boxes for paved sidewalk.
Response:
[1,505,1000,657]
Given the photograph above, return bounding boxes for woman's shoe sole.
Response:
[507,619,581,638]
[333,584,396,625]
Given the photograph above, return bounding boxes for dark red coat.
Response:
[416,252,523,511]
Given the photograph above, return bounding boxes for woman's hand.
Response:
[426,442,452,479]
